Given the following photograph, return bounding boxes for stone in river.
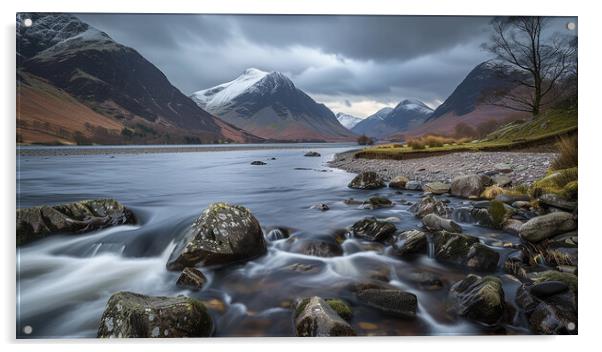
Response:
[405,180,423,191]
[423,181,451,194]
[361,196,394,209]
[356,288,417,318]
[389,175,409,189]
[166,202,266,270]
[304,151,321,157]
[392,229,427,257]
[289,238,343,258]
[176,267,208,291]
[519,212,577,243]
[448,274,505,325]
[348,171,386,189]
[529,281,569,298]
[97,292,213,338]
[422,213,462,233]
[17,199,136,246]
[409,194,451,219]
[350,217,397,242]
[494,163,513,173]
[294,296,356,336]
[538,194,577,211]
[465,242,500,272]
[450,174,492,199]
[250,160,267,165]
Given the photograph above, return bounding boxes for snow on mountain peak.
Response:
[396,99,433,114]
[191,68,270,111]
[336,112,363,129]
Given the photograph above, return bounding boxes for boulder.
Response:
[453,207,493,227]
[289,238,343,258]
[350,217,396,242]
[502,219,523,235]
[422,213,462,233]
[495,193,530,204]
[294,297,356,336]
[519,212,577,243]
[409,195,452,219]
[423,182,451,195]
[361,196,394,209]
[17,199,136,246]
[448,275,505,325]
[516,283,577,334]
[392,230,427,257]
[450,174,492,199]
[389,175,409,189]
[356,288,417,318]
[97,292,213,338]
[304,151,321,157]
[405,181,423,191]
[529,281,569,298]
[465,243,500,272]
[348,172,385,189]
[176,267,207,291]
[324,298,353,322]
[494,163,513,173]
[538,194,577,211]
[250,160,267,165]
[166,203,267,270]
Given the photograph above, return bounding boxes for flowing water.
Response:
[16,144,529,338]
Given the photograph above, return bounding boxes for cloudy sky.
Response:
[79,14,575,118]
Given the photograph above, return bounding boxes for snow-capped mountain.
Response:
[17,13,260,144]
[190,69,356,141]
[352,99,433,139]
[335,112,363,129]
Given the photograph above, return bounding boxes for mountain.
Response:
[351,99,433,139]
[402,61,526,137]
[190,69,356,142]
[16,13,260,145]
[335,112,363,129]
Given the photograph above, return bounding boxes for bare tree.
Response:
[484,17,576,116]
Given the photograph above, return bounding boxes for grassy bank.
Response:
[355,107,577,160]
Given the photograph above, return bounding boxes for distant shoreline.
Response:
[16,143,355,157]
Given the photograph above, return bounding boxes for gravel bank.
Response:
[329,150,557,185]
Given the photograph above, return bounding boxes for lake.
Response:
[16,144,526,338]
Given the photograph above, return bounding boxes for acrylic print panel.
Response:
[16,13,578,338]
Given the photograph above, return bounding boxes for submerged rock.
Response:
[423,182,451,195]
[250,160,267,165]
[422,213,462,233]
[519,212,577,243]
[304,151,321,157]
[16,199,136,246]
[409,195,452,219]
[389,175,409,189]
[97,291,213,338]
[176,267,207,291]
[448,274,505,325]
[289,238,343,258]
[450,174,492,199]
[356,288,417,318]
[350,217,397,242]
[392,230,427,257]
[361,196,394,209]
[294,296,356,336]
[348,171,385,189]
[266,227,291,241]
[516,281,577,334]
[166,203,266,270]
[324,298,353,322]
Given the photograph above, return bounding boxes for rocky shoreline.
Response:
[329,150,557,186]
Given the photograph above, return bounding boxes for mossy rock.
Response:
[563,180,578,200]
[17,199,136,246]
[488,200,509,229]
[530,167,577,199]
[532,270,578,293]
[481,185,505,200]
[325,298,353,321]
[448,274,505,325]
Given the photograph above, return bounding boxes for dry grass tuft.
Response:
[551,134,578,171]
